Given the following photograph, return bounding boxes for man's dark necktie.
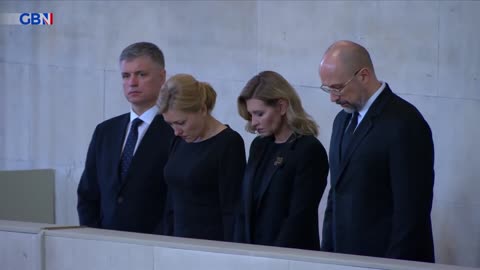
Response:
[120,118,143,180]
[341,111,359,161]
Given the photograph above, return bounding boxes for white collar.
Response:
[129,106,158,125]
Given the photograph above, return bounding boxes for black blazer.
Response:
[77,113,174,234]
[234,134,328,250]
[322,85,435,262]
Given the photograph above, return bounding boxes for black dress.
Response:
[163,127,246,241]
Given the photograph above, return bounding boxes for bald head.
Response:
[319,41,381,111]
[321,40,375,76]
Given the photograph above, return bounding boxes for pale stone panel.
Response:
[154,247,289,270]
[438,1,480,100]
[45,236,154,270]
[162,1,257,83]
[0,231,38,270]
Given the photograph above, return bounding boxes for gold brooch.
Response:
[274,156,284,167]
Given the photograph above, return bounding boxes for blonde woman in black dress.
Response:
[158,74,246,241]
[234,71,328,250]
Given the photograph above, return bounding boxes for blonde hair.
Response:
[238,71,319,136]
[158,74,216,114]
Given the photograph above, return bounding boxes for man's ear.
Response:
[358,67,371,83]
[159,68,167,85]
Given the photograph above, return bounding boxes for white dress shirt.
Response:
[121,106,159,155]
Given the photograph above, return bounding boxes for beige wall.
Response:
[0,1,479,267]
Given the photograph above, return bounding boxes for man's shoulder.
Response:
[150,114,169,127]
[376,91,432,136]
[99,113,129,126]
[93,113,129,133]
[386,93,428,123]
[379,85,421,116]
[148,114,175,139]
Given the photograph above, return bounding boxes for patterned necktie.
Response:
[119,118,143,180]
[341,111,359,161]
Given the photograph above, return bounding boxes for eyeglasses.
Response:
[320,68,362,96]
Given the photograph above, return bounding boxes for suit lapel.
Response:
[329,112,349,190]
[111,114,130,193]
[255,136,295,212]
[337,118,373,181]
[243,137,268,243]
[242,170,254,243]
[334,85,394,188]
[335,113,351,165]
[117,114,162,193]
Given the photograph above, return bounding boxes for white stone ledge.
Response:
[1,220,478,270]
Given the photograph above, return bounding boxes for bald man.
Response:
[318,40,435,262]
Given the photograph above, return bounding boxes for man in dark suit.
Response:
[77,42,174,234]
[318,40,435,262]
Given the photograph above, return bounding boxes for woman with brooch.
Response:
[234,71,329,250]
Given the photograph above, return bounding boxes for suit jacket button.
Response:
[117,197,124,204]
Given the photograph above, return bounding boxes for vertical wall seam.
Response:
[256,0,260,73]
[103,69,106,121]
[34,230,45,270]
[437,0,441,97]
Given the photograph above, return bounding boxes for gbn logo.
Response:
[19,13,53,25]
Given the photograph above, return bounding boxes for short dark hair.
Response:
[119,42,165,68]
